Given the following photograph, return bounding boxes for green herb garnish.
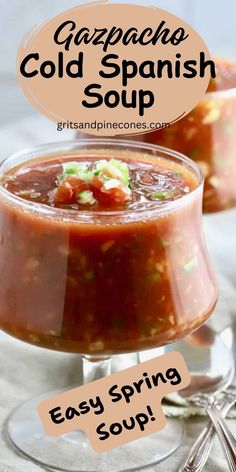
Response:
[62,162,93,183]
[62,162,84,175]
[109,159,130,185]
[58,158,132,203]
[61,159,130,187]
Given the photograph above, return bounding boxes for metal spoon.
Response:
[191,391,236,472]
[178,387,236,472]
[177,325,236,472]
[139,325,235,469]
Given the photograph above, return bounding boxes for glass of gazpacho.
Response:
[0,140,217,471]
[133,58,236,214]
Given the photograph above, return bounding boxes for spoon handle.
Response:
[178,393,235,472]
[178,421,216,472]
[206,403,236,472]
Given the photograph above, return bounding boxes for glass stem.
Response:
[82,355,111,384]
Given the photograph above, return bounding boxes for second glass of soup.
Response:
[134,59,236,213]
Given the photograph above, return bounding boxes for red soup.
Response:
[0,146,217,355]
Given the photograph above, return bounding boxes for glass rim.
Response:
[0,139,204,222]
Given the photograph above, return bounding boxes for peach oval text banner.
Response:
[17,1,215,136]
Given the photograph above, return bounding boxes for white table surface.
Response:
[0,104,235,472]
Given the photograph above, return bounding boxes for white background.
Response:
[0,5,236,471]
[0,0,236,126]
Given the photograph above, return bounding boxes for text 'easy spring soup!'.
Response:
[0,151,217,354]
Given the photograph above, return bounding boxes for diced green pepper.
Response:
[109,159,130,185]
[77,190,96,205]
[62,162,93,182]
[151,192,167,200]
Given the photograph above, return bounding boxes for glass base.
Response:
[6,391,184,472]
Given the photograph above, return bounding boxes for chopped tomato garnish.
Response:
[54,160,132,207]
